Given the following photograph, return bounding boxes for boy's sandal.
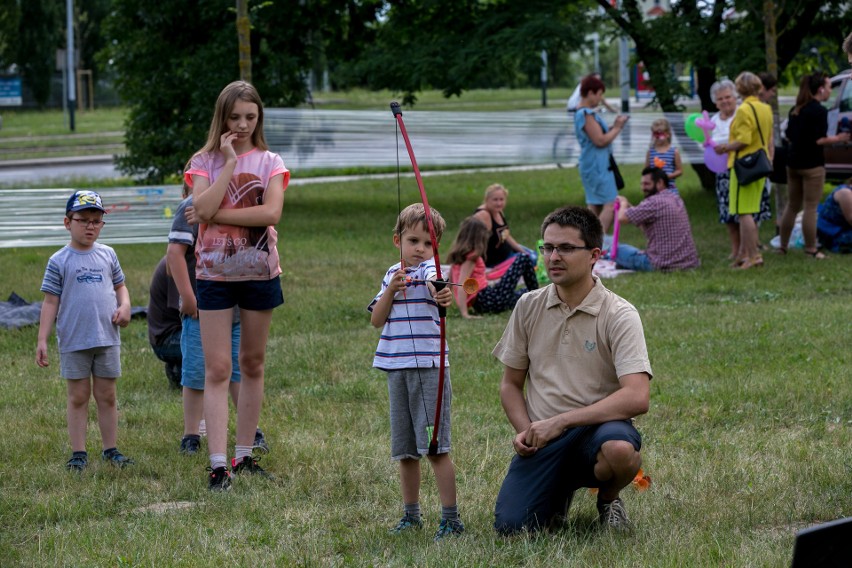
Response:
[775,246,787,255]
[804,248,826,260]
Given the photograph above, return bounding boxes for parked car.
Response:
[824,70,852,182]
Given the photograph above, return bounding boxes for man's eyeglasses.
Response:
[539,243,591,257]
[71,218,105,228]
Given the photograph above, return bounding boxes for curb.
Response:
[0,154,115,169]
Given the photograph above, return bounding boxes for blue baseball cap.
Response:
[66,190,106,214]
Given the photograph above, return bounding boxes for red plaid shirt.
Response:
[625,190,700,270]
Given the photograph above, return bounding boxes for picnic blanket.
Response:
[0,292,147,330]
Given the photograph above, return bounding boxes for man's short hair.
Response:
[540,206,603,250]
[758,72,777,91]
[642,166,670,189]
[394,203,446,241]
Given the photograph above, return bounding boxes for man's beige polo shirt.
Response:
[492,277,652,422]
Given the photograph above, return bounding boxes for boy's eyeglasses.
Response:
[71,218,105,228]
[539,244,591,257]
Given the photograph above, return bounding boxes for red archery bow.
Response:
[391,101,447,456]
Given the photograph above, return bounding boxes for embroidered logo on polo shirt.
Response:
[584,340,596,352]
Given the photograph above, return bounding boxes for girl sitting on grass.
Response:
[448,217,538,319]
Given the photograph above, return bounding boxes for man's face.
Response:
[640,174,663,198]
[541,224,599,289]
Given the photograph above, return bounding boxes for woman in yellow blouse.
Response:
[715,72,774,269]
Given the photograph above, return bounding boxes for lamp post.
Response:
[66,0,75,131]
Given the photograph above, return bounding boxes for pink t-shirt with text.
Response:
[185,148,289,282]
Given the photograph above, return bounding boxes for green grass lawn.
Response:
[0,165,849,566]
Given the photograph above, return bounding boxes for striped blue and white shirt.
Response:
[368,259,449,370]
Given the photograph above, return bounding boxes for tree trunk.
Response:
[764,0,786,225]
[236,0,251,83]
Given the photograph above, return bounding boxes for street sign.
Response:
[0,77,22,106]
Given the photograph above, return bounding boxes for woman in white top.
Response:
[709,79,741,259]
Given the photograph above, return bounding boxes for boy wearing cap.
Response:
[36,190,134,471]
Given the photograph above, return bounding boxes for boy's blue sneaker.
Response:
[179,435,201,455]
[389,515,423,534]
[207,466,232,492]
[231,456,274,479]
[102,448,134,468]
[433,518,465,542]
[253,429,269,454]
[66,452,88,472]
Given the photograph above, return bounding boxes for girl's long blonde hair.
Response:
[447,217,490,265]
[197,81,269,154]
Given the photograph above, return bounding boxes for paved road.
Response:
[0,106,730,186]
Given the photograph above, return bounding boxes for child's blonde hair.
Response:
[395,203,446,241]
[447,216,489,265]
[650,118,672,143]
[198,81,269,155]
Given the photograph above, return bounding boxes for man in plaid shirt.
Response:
[612,167,700,271]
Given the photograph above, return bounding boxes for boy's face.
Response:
[65,209,105,250]
[394,222,435,268]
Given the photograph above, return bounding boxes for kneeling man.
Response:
[493,206,652,535]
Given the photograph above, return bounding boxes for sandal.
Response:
[804,248,826,260]
[775,246,787,255]
[735,255,764,270]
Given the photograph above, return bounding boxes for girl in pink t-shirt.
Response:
[187,81,289,490]
[448,217,538,318]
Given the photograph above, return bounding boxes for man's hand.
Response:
[513,431,537,457]
[525,416,565,449]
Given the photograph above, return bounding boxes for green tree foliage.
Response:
[101,1,237,181]
[348,0,588,105]
[102,0,383,181]
[597,0,852,113]
[17,0,61,107]
[0,0,20,70]
[78,0,113,82]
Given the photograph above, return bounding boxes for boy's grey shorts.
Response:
[60,345,121,379]
[386,367,452,459]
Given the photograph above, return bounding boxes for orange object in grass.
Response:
[587,468,651,495]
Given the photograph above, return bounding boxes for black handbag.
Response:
[734,103,773,185]
[609,154,625,190]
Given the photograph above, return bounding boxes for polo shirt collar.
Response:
[545,276,606,316]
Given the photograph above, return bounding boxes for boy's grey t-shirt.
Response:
[40,243,125,353]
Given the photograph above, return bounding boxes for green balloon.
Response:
[684,113,705,143]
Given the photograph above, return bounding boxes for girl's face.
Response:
[816,79,832,102]
[652,128,670,144]
[226,99,259,146]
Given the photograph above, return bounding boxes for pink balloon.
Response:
[695,111,716,142]
[704,145,729,174]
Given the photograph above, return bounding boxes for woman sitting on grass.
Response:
[448,217,538,319]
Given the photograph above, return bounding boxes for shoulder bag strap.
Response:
[747,102,766,147]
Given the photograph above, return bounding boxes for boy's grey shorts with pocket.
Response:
[386,367,452,460]
[60,345,121,379]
